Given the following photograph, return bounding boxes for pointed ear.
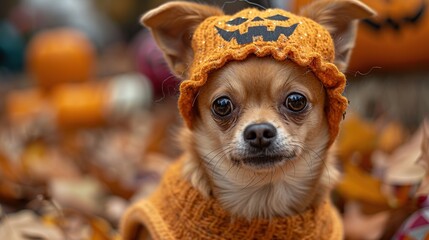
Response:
[141,2,223,79]
[300,0,375,72]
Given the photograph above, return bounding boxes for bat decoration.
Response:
[363,1,426,31]
[215,14,299,44]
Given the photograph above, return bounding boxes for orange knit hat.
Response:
[178,8,348,144]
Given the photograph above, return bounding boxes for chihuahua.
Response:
[121,0,375,239]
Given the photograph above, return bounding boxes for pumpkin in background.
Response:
[26,28,95,89]
[5,89,48,124]
[292,0,429,72]
[50,82,108,128]
[4,84,106,129]
[50,74,152,129]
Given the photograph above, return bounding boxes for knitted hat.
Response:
[178,8,348,144]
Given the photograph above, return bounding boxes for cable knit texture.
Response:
[178,8,348,145]
[121,157,343,239]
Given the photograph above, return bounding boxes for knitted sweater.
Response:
[121,157,343,239]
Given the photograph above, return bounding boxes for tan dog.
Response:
[121,1,374,239]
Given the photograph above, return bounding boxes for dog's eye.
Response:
[285,93,307,112]
[212,97,233,117]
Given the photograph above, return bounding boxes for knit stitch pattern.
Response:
[178,8,348,145]
[121,157,343,239]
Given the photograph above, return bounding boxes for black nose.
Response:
[243,123,277,149]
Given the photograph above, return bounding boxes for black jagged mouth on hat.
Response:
[215,23,299,45]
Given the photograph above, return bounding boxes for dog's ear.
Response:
[141,2,223,79]
[300,0,375,72]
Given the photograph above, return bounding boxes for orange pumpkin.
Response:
[292,0,429,72]
[26,28,95,89]
[5,84,107,128]
[5,89,49,124]
[50,82,108,128]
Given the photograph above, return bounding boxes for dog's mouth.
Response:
[231,152,296,169]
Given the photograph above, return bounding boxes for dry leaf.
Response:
[337,113,377,159]
[378,121,406,153]
[337,162,388,206]
[343,202,389,240]
[378,121,426,207]
[49,177,106,214]
[0,210,63,240]
[105,196,128,224]
[385,125,423,169]
[42,210,116,240]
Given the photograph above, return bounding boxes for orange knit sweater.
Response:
[121,157,343,239]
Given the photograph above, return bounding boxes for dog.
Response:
[121,1,374,239]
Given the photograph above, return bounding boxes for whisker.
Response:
[212,148,235,171]
[155,75,177,103]
[246,172,270,190]
[201,145,230,159]
[299,145,334,184]
[240,172,257,190]
[321,155,332,184]
[269,169,274,185]
[203,145,234,166]
[203,148,235,174]
[280,164,287,177]
[289,159,296,177]
[289,139,329,180]
[234,162,242,180]
[290,143,313,174]
[224,162,236,176]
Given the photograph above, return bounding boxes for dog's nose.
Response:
[243,123,277,148]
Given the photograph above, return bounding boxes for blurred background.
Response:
[0,0,428,239]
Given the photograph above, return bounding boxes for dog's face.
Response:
[185,56,334,217]
[141,0,374,218]
[195,57,328,172]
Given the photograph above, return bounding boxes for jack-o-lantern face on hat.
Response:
[191,8,336,64]
[215,14,299,44]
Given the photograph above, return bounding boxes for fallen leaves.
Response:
[338,113,429,239]
[0,210,63,240]
[0,99,180,239]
